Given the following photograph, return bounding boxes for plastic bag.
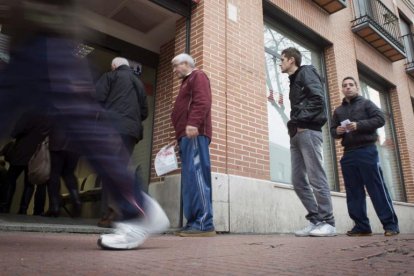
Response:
[28,137,50,185]
[154,145,178,176]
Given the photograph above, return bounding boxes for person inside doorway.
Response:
[95,57,148,227]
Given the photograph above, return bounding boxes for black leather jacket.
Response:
[330,95,385,151]
[287,65,327,137]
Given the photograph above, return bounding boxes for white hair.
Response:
[171,53,195,68]
[111,57,130,69]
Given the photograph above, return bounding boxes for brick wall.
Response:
[149,0,414,203]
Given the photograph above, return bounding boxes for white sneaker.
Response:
[294,223,318,237]
[309,222,337,237]
[98,194,170,250]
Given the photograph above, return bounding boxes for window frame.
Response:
[359,74,407,202]
[264,19,340,191]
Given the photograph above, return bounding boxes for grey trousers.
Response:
[290,129,335,226]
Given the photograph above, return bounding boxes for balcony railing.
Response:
[351,0,405,61]
[402,33,414,76]
[311,0,347,14]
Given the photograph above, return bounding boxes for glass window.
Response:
[360,80,405,201]
[264,23,337,190]
[400,17,414,65]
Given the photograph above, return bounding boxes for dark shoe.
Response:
[174,226,191,236]
[68,189,82,218]
[97,218,112,228]
[17,209,27,215]
[178,229,216,237]
[384,230,399,236]
[346,230,372,237]
[97,208,115,228]
[42,209,60,217]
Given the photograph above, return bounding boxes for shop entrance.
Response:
[2,0,189,224]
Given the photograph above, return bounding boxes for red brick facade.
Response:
[150,0,414,203]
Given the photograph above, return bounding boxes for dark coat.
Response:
[8,110,50,166]
[95,65,148,142]
[287,65,327,137]
[330,95,385,151]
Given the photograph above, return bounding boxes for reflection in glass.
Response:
[360,81,405,201]
[264,24,337,190]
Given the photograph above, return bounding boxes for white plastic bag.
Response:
[155,145,178,176]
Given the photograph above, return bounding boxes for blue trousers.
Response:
[179,136,214,231]
[340,145,399,232]
[0,36,144,220]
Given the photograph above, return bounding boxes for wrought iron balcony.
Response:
[402,33,414,77]
[351,0,405,62]
[312,0,347,14]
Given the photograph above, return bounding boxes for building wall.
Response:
[150,0,414,212]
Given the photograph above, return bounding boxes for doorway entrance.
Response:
[3,0,188,223]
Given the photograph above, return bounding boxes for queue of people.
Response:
[0,1,399,252]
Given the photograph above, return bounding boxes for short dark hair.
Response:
[281,47,302,67]
[342,76,358,87]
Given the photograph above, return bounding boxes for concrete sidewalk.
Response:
[0,214,111,234]
[0,232,413,275]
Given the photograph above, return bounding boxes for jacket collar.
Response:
[342,95,363,105]
[288,66,303,82]
[116,65,131,71]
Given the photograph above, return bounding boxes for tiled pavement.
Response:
[0,232,413,275]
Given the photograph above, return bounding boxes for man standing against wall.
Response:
[331,77,399,237]
[280,47,336,237]
[170,53,215,237]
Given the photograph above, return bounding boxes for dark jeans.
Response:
[48,150,79,205]
[0,165,46,214]
[340,145,399,232]
[0,36,144,220]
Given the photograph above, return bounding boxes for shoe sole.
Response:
[97,237,141,250]
[309,233,337,237]
[384,233,399,237]
[346,233,373,237]
[294,234,311,237]
[178,231,216,237]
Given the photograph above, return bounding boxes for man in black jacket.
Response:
[280,47,335,237]
[95,57,148,227]
[331,77,399,237]
[96,57,148,153]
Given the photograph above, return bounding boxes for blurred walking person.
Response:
[0,0,169,249]
[95,57,148,227]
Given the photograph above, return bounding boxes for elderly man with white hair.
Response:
[170,53,215,237]
[95,57,149,228]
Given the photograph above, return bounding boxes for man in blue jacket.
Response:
[331,77,399,236]
[280,47,336,237]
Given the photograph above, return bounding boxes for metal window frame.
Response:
[358,66,407,202]
[263,17,340,192]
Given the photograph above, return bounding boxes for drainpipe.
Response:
[185,1,194,53]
